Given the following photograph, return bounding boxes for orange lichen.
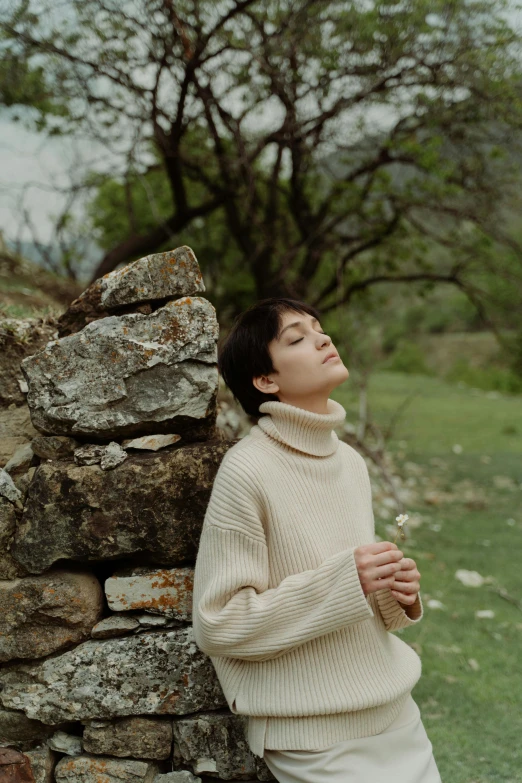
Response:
[158,691,180,712]
[149,570,183,589]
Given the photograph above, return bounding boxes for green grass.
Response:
[0,301,59,319]
[335,372,522,783]
[338,370,522,454]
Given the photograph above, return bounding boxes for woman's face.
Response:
[253,310,349,407]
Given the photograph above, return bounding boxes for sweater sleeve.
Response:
[374,588,424,632]
[192,455,375,662]
[357,452,424,632]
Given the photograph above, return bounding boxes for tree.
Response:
[2,0,522,328]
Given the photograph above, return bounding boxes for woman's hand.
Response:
[390,557,421,606]
[353,542,404,596]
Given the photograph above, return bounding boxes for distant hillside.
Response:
[0,240,84,319]
[4,238,102,285]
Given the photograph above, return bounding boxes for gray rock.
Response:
[56,247,205,337]
[48,731,82,756]
[31,436,80,461]
[0,498,28,580]
[3,443,35,477]
[135,615,172,628]
[0,627,226,724]
[54,755,161,783]
[100,442,128,471]
[105,567,193,619]
[23,743,58,783]
[91,616,140,639]
[11,440,231,574]
[100,247,205,309]
[73,441,128,470]
[0,468,22,505]
[21,296,219,439]
[0,707,54,751]
[0,315,59,408]
[0,406,40,473]
[82,716,172,759]
[0,570,104,662]
[153,774,201,783]
[172,713,273,780]
[122,435,182,452]
[73,444,106,466]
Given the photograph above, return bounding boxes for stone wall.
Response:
[0,247,275,783]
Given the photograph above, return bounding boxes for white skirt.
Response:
[263,695,442,783]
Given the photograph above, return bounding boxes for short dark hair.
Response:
[218,297,322,418]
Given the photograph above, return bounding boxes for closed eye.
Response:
[290,331,326,345]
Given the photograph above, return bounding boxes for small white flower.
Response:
[452,444,463,454]
[393,513,409,544]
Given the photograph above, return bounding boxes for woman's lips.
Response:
[323,354,341,363]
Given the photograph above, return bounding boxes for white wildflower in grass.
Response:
[393,513,409,544]
[452,443,463,454]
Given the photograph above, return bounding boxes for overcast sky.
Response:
[1,4,521,246]
[0,116,110,245]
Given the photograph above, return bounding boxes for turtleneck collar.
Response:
[256,398,347,457]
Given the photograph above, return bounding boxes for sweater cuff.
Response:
[375,589,423,632]
[340,547,375,625]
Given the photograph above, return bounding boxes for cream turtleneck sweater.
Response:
[192,397,423,758]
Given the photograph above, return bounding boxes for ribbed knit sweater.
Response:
[192,397,424,758]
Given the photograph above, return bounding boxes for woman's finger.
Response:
[398,558,417,571]
[392,580,419,593]
[391,589,417,604]
[393,567,421,582]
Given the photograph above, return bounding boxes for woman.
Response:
[192,297,442,782]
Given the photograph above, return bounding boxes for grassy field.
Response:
[336,372,522,783]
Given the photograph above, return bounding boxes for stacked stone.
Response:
[0,247,275,783]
